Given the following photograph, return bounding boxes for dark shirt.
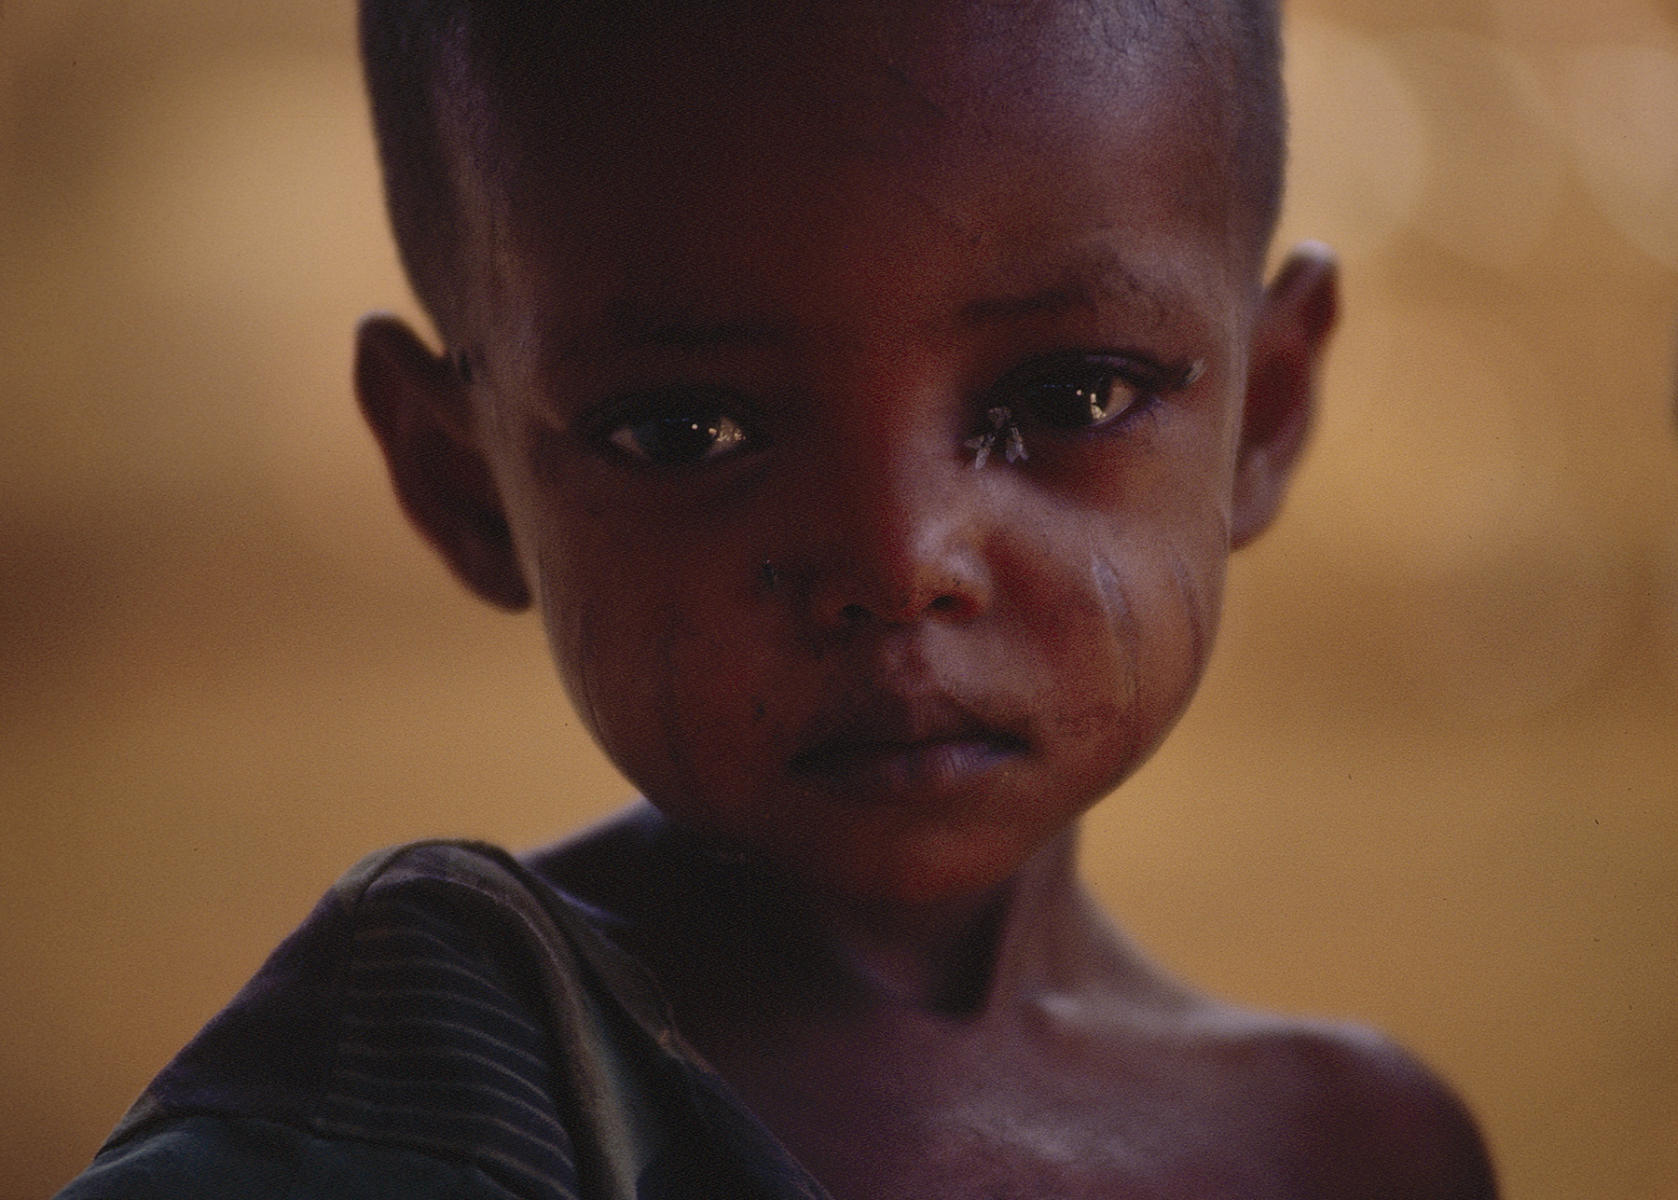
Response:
[55,842,829,1200]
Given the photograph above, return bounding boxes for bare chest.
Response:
[708,1020,1311,1200]
[802,1106,1301,1200]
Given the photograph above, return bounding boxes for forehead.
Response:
[441,0,1243,347]
[456,0,1228,185]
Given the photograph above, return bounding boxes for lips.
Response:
[788,692,1028,803]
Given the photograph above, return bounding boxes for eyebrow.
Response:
[958,249,1182,332]
[554,247,1191,364]
[557,303,794,363]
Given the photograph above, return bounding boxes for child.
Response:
[57,0,1498,1196]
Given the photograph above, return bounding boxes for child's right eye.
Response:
[596,390,754,467]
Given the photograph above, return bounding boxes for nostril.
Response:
[836,593,966,625]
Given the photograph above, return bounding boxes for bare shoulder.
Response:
[1183,1003,1500,1199]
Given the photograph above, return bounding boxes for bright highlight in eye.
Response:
[1023,370,1140,430]
[1073,377,1132,425]
[1002,354,1189,434]
[608,411,747,466]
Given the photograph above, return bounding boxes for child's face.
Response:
[362,2,1332,906]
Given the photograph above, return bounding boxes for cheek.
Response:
[1005,495,1229,789]
[554,590,696,803]
[504,437,738,791]
[547,541,783,817]
[537,546,662,783]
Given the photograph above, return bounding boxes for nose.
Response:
[794,428,991,630]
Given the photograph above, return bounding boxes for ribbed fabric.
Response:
[57,841,830,1200]
[314,890,581,1197]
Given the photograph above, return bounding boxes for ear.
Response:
[355,314,531,610]
[1230,243,1339,549]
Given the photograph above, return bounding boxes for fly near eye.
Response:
[608,410,748,466]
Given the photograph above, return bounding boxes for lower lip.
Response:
[791,737,1021,804]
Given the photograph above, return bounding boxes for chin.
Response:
[763,811,1060,910]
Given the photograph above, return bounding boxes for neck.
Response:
[804,829,1084,1017]
[611,810,1094,1023]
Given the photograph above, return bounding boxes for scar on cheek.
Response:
[1169,552,1210,670]
[1091,554,1141,711]
[1092,556,1126,634]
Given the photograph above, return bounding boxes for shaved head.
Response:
[360,0,1284,344]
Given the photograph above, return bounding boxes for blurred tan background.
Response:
[3,0,1676,1196]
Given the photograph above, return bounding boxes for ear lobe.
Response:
[355,314,531,610]
[1230,243,1339,550]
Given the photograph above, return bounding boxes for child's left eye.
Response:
[1001,355,1165,432]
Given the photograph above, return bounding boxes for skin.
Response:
[355,2,1496,1195]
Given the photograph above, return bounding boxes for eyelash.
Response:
[588,387,759,469]
[989,352,1193,438]
[589,352,1196,468]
